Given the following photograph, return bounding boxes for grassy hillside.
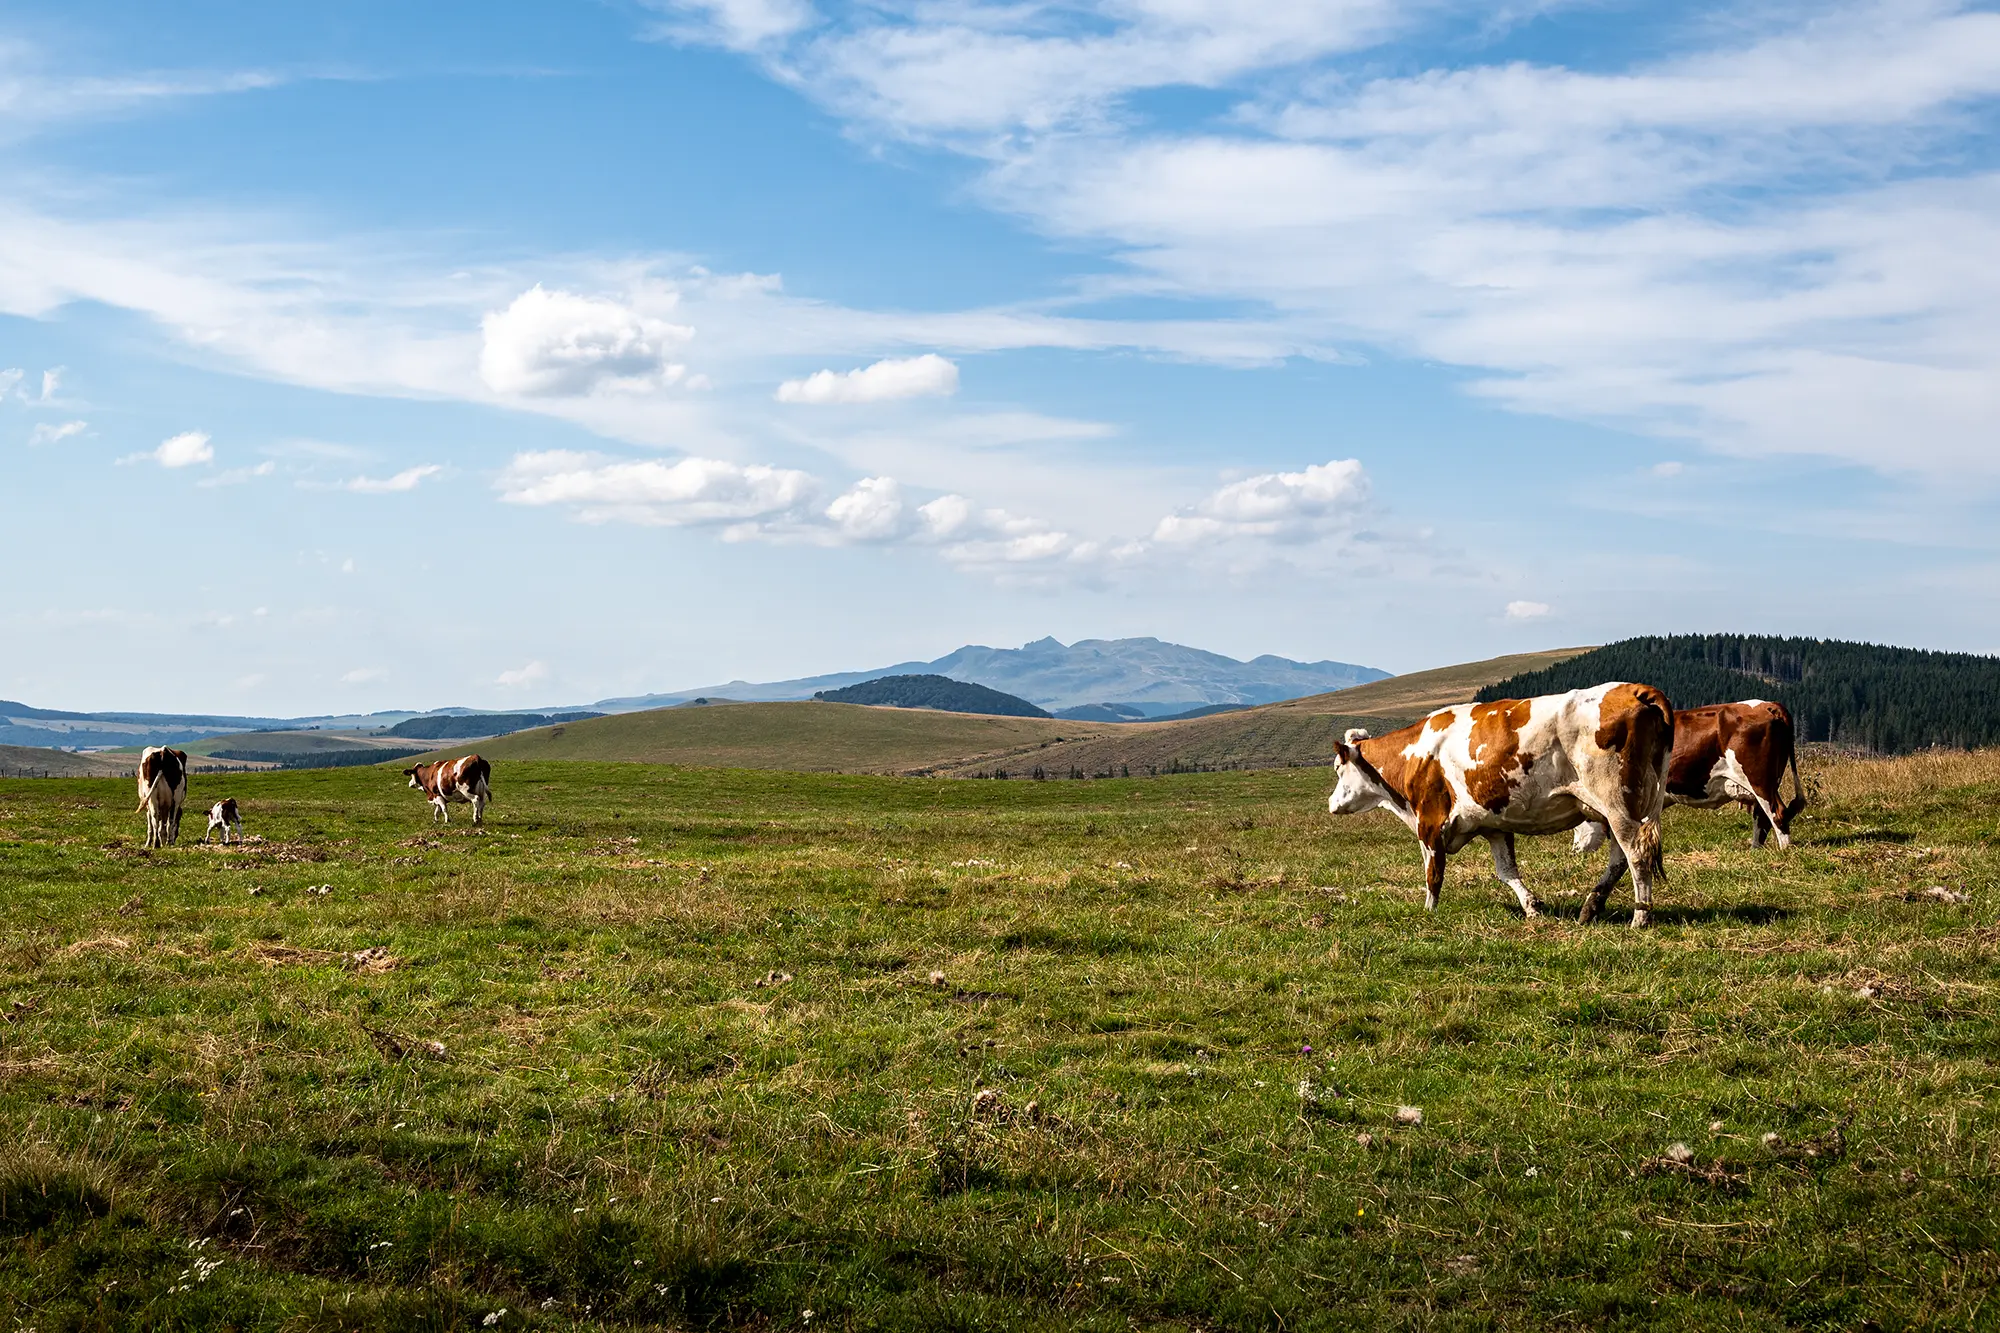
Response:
[420,701,1120,774]
[936,647,1594,777]
[0,745,136,778]
[0,754,1995,1328]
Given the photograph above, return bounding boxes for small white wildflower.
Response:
[1523,1166,1540,1178]
[1761,1132,1784,1149]
[482,1310,508,1328]
[1394,1105,1423,1126]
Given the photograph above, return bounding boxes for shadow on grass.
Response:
[1640,903,1794,926]
[1809,829,1913,846]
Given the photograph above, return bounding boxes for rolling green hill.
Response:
[422,648,1588,778]
[0,745,137,778]
[414,701,1121,774]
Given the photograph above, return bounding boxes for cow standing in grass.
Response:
[1577,698,1806,854]
[404,755,492,825]
[135,746,189,848]
[1328,683,1675,926]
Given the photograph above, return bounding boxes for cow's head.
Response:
[1328,728,1385,815]
[403,764,427,789]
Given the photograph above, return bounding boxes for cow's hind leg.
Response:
[1487,832,1542,917]
[471,793,485,826]
[1579,839,1629,924]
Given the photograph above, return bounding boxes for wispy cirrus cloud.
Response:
[344,464,443,494]
[654,0,2000,480]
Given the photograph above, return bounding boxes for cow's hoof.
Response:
[1630,909,1652,929]
[1524,900,1546,919]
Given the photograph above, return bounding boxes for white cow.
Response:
[135,746,190,848]
[1328,682,1675,926]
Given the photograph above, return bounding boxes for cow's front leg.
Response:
[1579,840,1628,924]
[1487,832,1542,917]
[1422,843,1445,911]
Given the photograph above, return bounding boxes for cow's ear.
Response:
[1343,728,1371,745]
[1334,742,1353,765]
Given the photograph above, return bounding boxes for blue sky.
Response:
[5,0,1999,714]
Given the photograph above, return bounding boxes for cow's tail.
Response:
[1781,733,1807,827]
[1631,815,1665,884]
[136,773,163,814]
[473,762,492,804]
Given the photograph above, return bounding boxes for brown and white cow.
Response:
[1576,698,1805,854]
[1329,683,1675,926]
[404,754,492,825]
[203,797,243,845]
[135,746,189,848]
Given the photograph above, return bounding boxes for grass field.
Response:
[2,751,1997,1330]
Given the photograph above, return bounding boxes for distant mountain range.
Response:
[601,637,1390,714]
[0,636,1389,752]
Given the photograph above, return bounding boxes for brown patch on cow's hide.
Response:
[1358,723,1454,842]
[1666,705,1726,799]
[1405,757,1454,844]
[1464,698,1532,811]
[1426,709,1456,732]
[1595,684,1674,819]
[1356,722,1428,809]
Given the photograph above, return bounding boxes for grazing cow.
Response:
[203,797,243,845]
[1576,699,1806,854]
[404,755,492,825]
[1328,683,1675,926]
[135,746,189,848]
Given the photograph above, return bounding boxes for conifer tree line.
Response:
[1476,634,2000,754]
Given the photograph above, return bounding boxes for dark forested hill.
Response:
[1476,634,2000,753]
[814,675,1051,718]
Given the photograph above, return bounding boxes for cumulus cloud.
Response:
[496,450,818,529]
[776,353,959,404]
[151,431,214,468]
[496,660,550,689]
[27,419,85,445]
[479,285,694,396]
[1153,459,1369,544]
[1505,600,1552,621]
[345,464,443,494]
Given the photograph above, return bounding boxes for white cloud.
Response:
[650,0,815,51]
[496,660,550,689]
[496,450,818,529]
[0,368,20,399]
[667,2,2000,480]
[35,367,61,402]
[151,431,213,468]
[339,667,385,684]
[824,475,911,541]
[1505,600,1552,621]
[479,285,693,396]
[1651,461,1684,477]
[345,464,443,494]
[1153,459,1369,544]
[27,419,85,445]
[776,353,959,404]
[197,460,276,488]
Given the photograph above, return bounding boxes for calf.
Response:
[404,754,492,825]
[1576,699,1805,854]
[1329,683,1675,926]
[203,797,243,844]
[135,746,189,848]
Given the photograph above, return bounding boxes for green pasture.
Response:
[1,759,1996,1330]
